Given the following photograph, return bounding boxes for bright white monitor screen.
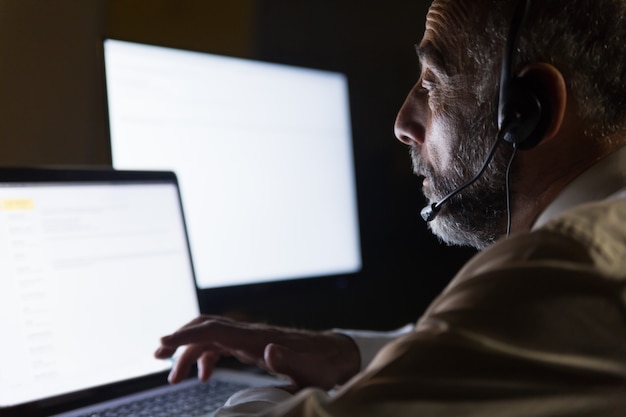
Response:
[104,39,361,289]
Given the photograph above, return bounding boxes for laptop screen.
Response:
[103,39,362,289]
[0,171,199,408]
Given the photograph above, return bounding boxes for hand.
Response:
[154,315,360,390]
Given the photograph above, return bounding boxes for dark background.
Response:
[0,0,475,331]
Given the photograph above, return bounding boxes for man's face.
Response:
[394,0,510,249]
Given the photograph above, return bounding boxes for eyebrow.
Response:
[414,41,449,79]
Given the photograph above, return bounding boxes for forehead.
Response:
[419,0,474,73]
[425,0,473,37]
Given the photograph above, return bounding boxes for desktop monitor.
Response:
[103,39,361,290]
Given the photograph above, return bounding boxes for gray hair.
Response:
[452,0,626,139]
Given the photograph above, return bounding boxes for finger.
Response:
[168,344,209,384]
[160,317,225,348]
[162,319,274,359]
[197,351,220,382]
[154,344,177,359]
[156,317,210,358]
[159,315,234,345]
[169,315,213,334]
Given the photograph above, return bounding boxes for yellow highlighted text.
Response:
[1,198,35,211]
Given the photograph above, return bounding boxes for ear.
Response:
[518,62,567,143]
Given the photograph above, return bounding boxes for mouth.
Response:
[420,176,436,201]
[410,148,436,198]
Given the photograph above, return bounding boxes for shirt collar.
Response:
[532,146,626,230]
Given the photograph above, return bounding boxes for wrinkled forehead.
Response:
[423,0,473,47]
[420,0,482,74]
[426,1,471,33]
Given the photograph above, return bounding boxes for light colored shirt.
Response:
[345,146,626,372]
[533,146,626,229]
[215,146,626,417]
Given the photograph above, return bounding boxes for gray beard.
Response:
[410,133,512,250]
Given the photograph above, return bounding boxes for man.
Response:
[155,0,626,415]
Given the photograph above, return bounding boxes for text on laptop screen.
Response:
[104,39,362,289]
[0,181,199,407]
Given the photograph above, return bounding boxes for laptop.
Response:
[0,167,280,417]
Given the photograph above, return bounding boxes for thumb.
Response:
[264,343,333,389]
[264,343,295,378]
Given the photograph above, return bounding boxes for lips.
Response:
[421,177,432,195]
[410,147,437,199]
[420,177,437,201]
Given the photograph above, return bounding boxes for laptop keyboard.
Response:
[75,379,249,417]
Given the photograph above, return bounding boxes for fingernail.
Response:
[168,368,178,384]
[197,361,204,379]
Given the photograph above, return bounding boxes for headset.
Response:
[498,0,552,150]
[420,0,553,224]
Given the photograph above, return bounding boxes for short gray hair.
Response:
[453,0,626,139]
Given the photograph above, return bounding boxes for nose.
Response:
[394,84,427,146]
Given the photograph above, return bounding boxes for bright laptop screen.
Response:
[0,178,199,407]
[104,39,362,289]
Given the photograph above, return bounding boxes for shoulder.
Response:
[417,197,626,364]
[451,196,626,285]
[541,195,626,280]
[421,195,626,324]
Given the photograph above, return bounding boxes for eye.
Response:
[420,74,445,112]
[422,79,436,93]
[419,68,438,94]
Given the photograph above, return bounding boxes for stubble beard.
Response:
[410,120,511,250]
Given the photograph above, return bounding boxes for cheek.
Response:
[425,115,456,173]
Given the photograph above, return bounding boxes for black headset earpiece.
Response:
[498,0,552,150]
